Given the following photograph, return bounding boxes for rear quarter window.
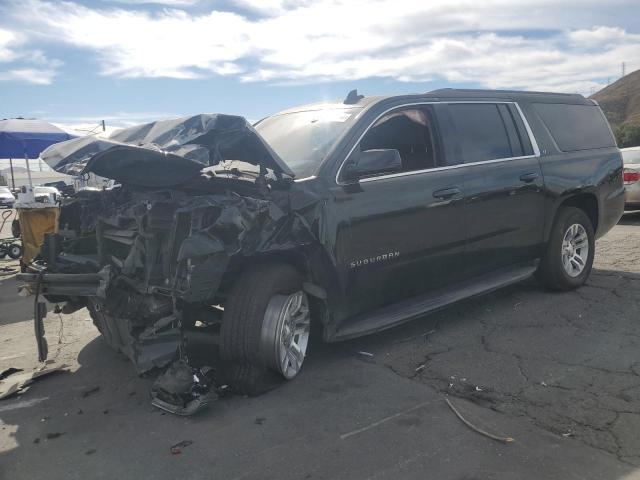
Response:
[532,103,615,152]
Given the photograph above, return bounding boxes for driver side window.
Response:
[360,106,440,173]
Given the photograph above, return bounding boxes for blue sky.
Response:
[1,0,639,131]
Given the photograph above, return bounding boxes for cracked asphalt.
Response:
[1,210,640,479]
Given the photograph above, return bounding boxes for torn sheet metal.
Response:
[88,302,181,374]
[40,114,294,184]
[0,366,68,400]
[150,360,221,416]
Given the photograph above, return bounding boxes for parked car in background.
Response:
[622,146,640,210]
[0,186,15,208]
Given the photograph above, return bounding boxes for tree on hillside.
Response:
[614,123,640,148]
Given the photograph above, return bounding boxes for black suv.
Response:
[20,89,625,399]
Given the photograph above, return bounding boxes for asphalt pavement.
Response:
[1,210,640,480]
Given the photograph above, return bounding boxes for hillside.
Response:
[591,69,640,126]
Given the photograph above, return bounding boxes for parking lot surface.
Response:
[1,210,640,479]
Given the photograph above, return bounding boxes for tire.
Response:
[220,263,309,396]
[537,206,595,291]
[0,250,6,259]
[11,219,20,239]
[7,243,23,259]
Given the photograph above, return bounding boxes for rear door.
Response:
[438,102,545,277]
[332,105,466,317]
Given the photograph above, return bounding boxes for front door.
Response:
[332,105,466,318]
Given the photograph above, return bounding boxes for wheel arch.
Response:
[216,246,337,334]
[548,192,599,241]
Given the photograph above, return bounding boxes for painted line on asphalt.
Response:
[340,400,431,440]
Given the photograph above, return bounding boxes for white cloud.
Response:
[0,67,57,84]
[2,0,640,93]
[0,28,20,62]
[103,0,200,5]
[0,26,61,84]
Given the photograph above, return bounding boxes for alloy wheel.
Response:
[561,223,589,277]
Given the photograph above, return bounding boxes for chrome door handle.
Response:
[519,172,539,183]
[433,187,461,200]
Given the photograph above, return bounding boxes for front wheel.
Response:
[537,207,595,291]
[220,263,311,396]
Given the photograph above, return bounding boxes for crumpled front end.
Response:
[16,112,323,414]
[22,183,314,374]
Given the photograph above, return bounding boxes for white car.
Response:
[0,186,15,208]
[622,146,640,210]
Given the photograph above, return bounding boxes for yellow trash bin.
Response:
[16,206,60,266]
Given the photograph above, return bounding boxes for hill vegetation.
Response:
[591,69,640,148]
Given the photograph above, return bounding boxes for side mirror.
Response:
[343,149,402,181]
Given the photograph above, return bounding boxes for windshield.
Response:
[622,149,640,164]
[0,187,11,195]
[255,107,361,178]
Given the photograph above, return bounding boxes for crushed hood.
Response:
[41,114,294,187]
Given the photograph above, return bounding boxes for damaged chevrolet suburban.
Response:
[18,89,624,407]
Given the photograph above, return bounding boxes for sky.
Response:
[0,0,639,131]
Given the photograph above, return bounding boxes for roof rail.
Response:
[427,87,583,98]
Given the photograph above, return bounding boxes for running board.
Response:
[329,263,537,342]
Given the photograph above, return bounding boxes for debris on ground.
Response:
[254,417,266,425]
[444,397,514,444]
[81,386,100,398]
[393,329,437,344]
[150,360,222,416]
[45,432,64,440]
[0,365,68,400]
[414,364,426,373]
[0,367,23,380]
[85,448,97,455]
[0,266,18,276]
[170,440,194,454]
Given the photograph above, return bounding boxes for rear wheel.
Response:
[220,263,311,396]
[537,207,595,291]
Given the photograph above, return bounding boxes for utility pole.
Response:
[622,62,626,77]
[9,158,15,190]
[102,120,105,132]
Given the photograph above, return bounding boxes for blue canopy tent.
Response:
[0,118,74,189]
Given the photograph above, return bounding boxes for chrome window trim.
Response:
[294,175,316,182]
[335,100,541,186]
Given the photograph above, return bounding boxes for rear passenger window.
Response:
[533,103,616,151]
[447,104,524,163]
